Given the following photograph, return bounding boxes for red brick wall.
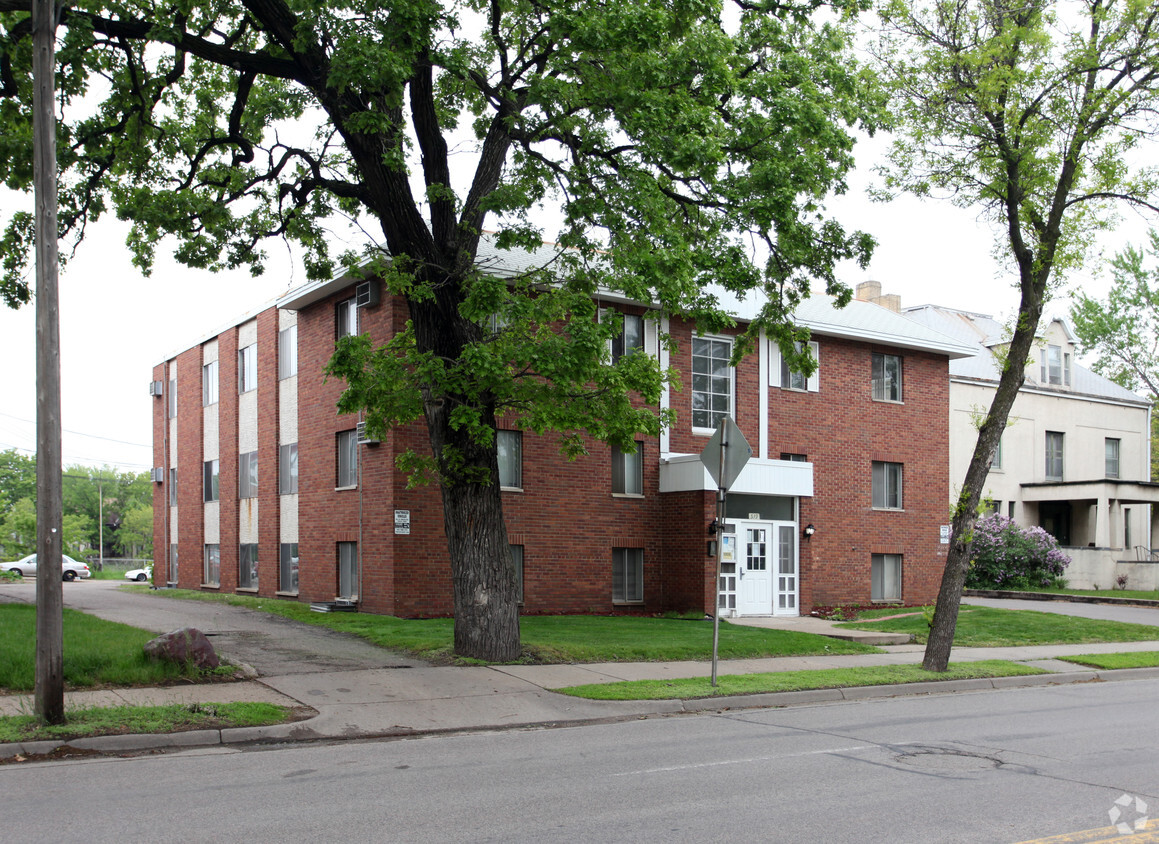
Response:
[257,309,281,596]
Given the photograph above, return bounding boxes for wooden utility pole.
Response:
[33,0,64,724]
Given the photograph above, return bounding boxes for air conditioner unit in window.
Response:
[151,467,165,483]
[356,421,379,445]
[148,380,164,397]
[355,279,381,309]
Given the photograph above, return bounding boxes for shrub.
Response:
[966,514,1069,590]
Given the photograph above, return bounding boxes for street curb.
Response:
[3,666,1158,762]
[965,589,1159,608]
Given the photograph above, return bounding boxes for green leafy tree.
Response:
[0,0,882,659]
[1071,230,1159,479]
[873,0,1159,671]
[116,505,154,558]
[0,449,36,517]
[0,497,37,559]
[61,513,95,558]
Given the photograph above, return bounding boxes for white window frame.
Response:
[279,443,298,495]
[612,547,644,604]
[691,335,734,432]
[239,450,258,499]
[1105,437,1120,479]
[202,360,219,406]
[871,553,902,602]
[337,430,358,488]
[612,441,644,496]
[336,298,358,339]
[611,312,644,363]
[279,543,299,593]
[498,430,523,490]
[338,541,358,600]
[1045,431,1065,480]
[871,353,902,403]
[771,340,820,392]
[167,377,177,418]
[203,544,220,587]
[238,343,257,393]
[278,325,298,380]
[238,543,258,590]
[872,461,903,510]
[203,459,220,502]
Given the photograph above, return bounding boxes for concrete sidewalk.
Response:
[5,621,1159,760]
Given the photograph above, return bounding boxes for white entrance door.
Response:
[774,524,799,616]
[737,523,772,615]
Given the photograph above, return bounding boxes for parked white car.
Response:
[6,553,92,581]
[125,565,152,582]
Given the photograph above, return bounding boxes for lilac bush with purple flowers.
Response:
[965,514,1070,590]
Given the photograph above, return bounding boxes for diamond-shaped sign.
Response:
[699,416,752,491]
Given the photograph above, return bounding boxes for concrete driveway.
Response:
[0,579,422,676]
[963,595,1159,626]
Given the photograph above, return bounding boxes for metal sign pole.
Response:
[711,421,728,687]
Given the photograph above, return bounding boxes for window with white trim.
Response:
[871,554,901,601]
[337,430,358,488]
[871,353,902,402]
[336,298,357,339]
[278,325,298,379]
[238,344,257,393]
[611,313,644,363]
[498,430,522,490]
[202,360,219,406]
[1105,437,1120,479]
[239,544,258,589]
[1045,431,1064,480]
[612,547,644,603]
[871,461,903,510]
[692,336,732,430]
[1041,344,1071,386]
[279,443,298,494]
[612,441,643,495]
[777,340,820,392]
[239,451,258,499]
[203,544,220,587]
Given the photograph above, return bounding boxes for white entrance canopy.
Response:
[660,454,814,497]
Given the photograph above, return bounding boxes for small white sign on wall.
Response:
[940,524,951,545]
[395,510,411,535]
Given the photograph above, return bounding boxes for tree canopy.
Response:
[1,0,883,658]
[872,0,1159,670]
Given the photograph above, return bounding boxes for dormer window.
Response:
[1041,344,1071,386]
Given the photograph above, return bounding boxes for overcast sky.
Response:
[0,130,1150,474]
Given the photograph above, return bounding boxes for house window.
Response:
[692,336,733,430]
[168,468,177,507]
[611,313,644,363]
[1105,438,1120,479]
[1008,501,1015,519]
[168,544,178,584]
[1045,431,1064,480]
[1124,508,1132,551]
[238,451,258,498]
[202,360,219,406]
[780,453,808,462]
[498,430,522,490]
[337,541,358,600]
[203,544,220,587]
[1041,344,1071,386]
[612,548,644,603]
[279,443,298,494]
[336,298,358,339]
[167,377,177,418]
[871,554,901,602]
[779,341,820,392]
[238,344,257,393]
[278,326,298,379]
[612,442,643,496]
[992,435,1003,470]
[872,461,903,510]
[239,544,258,590]
[871,353,902,402]
[279,543,299,593]
[203,460,220,502]
[510,545,524,604]
[337,430,358,488]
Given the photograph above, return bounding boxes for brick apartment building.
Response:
[151,245,974,618]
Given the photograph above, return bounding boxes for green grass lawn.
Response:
[838,604,1159,646]
[0,702,292,744]
[133,587,879,663]
[0,604,234,692]
[555,660,1046,700]
[1055,651,1159,670]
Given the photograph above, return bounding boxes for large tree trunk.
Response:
[922,280,1046,672]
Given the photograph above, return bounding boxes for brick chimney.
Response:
[855,281,901,313]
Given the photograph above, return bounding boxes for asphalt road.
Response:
[0,579,419,676]
[2,677,1156,843]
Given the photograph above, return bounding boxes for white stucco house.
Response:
[855,282,1159,590]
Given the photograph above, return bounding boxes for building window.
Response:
[168,544,178,584]
[871,353,902,402]
[611,313,644,363]
[168,468,177,507]
[278,325,298,380]
[1041,344,1071,386]
[279,543,299,593]
[203,544,220,587]
[780,453,808,462]
[1045,431,1064,480]
[202,360,219,406]
[612,442,643,496]
[612,547,644,603]
[238,344,257,393]
[992,435,1003,470]
[203,460,220,502]
[338,541,358,600]
[167,377,177,418]
[1124,508,1132,551]
[239,451,258,499]
[871,461,903,510]
[1008,501,1015,519]
[1105,438,1120,479]
[497,430,522,490]
[279,443,298,495]
[336,298,357,339]
[871,554,901,602]
[779,340,820,392]
[510,544,524,604]
[692,336,733,431]
[337,430,358,488]
[239,544,258,590]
